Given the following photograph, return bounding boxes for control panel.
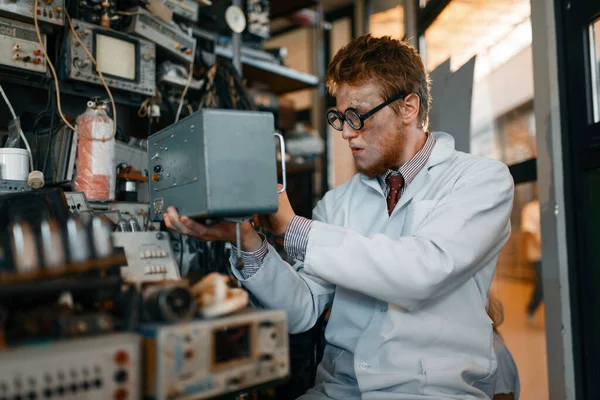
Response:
[0,333,141,399]
[0,17,46,74]
[112,231,181,282]
[128,9,195,64]
[0,178,30,194]
[65,19,156,96]
[63,191,90,213]
[0,0,64,26]
[139,309,289,400]
[161,0,198,22]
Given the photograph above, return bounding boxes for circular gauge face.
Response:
[164,287,195,318]
[225,5,246,33]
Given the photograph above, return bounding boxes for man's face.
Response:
[335,82,406,178]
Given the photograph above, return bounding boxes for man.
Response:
[165,35,514,399]
[521,193,542,322]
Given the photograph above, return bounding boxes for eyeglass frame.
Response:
[326,92,409,131]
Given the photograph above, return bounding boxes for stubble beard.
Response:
[355,130,406,178]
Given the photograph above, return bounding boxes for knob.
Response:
[114,370,128,383]
[153,165,163,173]
[43,0,52,4]
[73,58,89,68]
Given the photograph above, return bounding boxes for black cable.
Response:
[43,86,57,175]
[42,117,59,177]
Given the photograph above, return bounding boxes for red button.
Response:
[114,388,128,400]
[114,350,129,365]
[185,49,193,55]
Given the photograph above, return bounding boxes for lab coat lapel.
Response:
[358,131,456,212]
[360,174,384,196]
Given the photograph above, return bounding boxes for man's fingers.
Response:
[166,206,188,233]
[181,216,209,238]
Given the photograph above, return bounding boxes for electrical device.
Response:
[77,0,116,28]
[112,231,181,281]
[139,309,289,400]
[0,215,116,280]
[115,140,149,203]
[63,19,155,96]
[0,17,47,75]
[0,179,30,194]
[116,164,147,202]
[161,0,198,21]
[147,109,286,221]
[0,333,141,399]
[141,281,196,322]
[127,9,196,64]
[63,191,90,214]
[246,0,269,39]
[158,61,203,90]
[0,0,64,26]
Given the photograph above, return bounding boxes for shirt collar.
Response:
[379,132,436,189]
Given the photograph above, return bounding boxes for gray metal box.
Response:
[148,109,279,221]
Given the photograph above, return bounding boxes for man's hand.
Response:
[163,206,263,251]
[255,185,296,236]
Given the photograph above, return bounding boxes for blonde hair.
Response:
[326,35,432,130]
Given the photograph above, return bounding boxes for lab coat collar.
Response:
[359,131,456,195]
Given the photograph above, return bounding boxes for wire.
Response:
[33,0,117,142]
[0,84,35,172]
[175,63,194,123]
[42,115,59,175]
[0,84,17,119]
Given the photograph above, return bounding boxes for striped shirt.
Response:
[234,133,436,277]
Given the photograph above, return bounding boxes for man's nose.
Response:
[341,123,359,141]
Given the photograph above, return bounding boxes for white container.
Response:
[0,148,29,181]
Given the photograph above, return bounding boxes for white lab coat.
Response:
[231,132,514,399]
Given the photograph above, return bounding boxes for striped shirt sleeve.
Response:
[284,215,313,262]
[231,233,269,279]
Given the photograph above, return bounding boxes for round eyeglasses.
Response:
[327,92,408,131]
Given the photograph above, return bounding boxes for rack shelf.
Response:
[215,46,319,95]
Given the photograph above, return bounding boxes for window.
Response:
[424,0,535,164]
[369,5,404,40]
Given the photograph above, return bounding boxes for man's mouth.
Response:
[351,147,364,155]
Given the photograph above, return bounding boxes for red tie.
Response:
[386,174,404,215]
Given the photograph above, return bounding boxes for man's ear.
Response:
[401,93,421,125]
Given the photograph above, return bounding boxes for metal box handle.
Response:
[275,133,287,194]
